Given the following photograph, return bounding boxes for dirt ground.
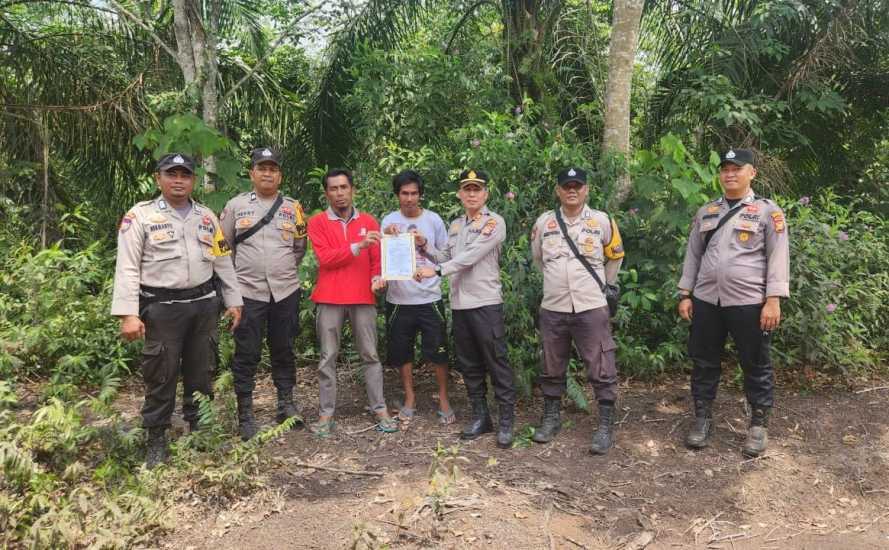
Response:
[156,366,889,550]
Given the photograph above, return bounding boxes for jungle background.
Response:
[1,0,888,548]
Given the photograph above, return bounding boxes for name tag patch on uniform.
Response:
[149,222,173,232]
[771,212,785,232]
[236,210,255,219]
[739,213,761,223]
[236,218,253,229]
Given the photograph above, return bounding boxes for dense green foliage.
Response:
[1,1,887,545]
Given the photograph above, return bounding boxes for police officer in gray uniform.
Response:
[416,169,516,448]
[530,168,625,455]
[678,148,790,457]
[111,153,243,467]
[221,147,307,440]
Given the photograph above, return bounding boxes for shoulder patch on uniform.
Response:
[119,212,136,233]
[604,218,625,260]
[211,227,232,256]
[770,211,785,233]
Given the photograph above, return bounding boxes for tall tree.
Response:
[602,0,644,205]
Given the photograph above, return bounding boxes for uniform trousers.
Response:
[452,304,516,406]
[538,306,618,401]
[315,304,386,417]
[231,289,300,396]
[140,296,220,428]
[688,297,774,407]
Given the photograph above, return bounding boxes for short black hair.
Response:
[392,170,424,196]
[322,168,353,190]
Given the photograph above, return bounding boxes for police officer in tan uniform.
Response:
[111,153,242,467]
[678,148,790,457]
[416,169,516,448]
[530,168,624,455]
[221,147,307,440]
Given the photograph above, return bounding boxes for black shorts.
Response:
[385,301,449,367]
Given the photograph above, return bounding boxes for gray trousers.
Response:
[316,303,386,417]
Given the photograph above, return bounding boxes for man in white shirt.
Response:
[381,170,454,424]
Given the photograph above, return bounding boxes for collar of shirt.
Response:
[464,206,490,224]
[326,206,360,223]
[154,196,200,217]
[558,204,593,224]
[716,189,756,207]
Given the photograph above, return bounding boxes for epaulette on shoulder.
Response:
[135,199,153,208]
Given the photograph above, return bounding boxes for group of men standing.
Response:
[112,146,789,468]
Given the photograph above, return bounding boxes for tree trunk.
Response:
[40,114,49,249]
[602,0,644,206]
[200,0,220,191]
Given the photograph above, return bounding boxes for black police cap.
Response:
[557,167,588,186]
[458,169,489,187]
[251,147,281,167]
[156,153,195,173]
[719,148,755,167]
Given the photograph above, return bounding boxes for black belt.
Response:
[139,279,216,304]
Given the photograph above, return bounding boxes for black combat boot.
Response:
[276,387,302,428]
[589,401,615,455]
[237,394,258,441]
[496,403,515,448]
[685,399,713,449]
[460,397,493,440]
[145,426,168,469]
[742,405,770,458]
[532,397,561,444]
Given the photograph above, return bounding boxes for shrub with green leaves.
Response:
[0,240,135,385]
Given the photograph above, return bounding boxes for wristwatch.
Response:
[434,265,442,276]
[678,290,692,301]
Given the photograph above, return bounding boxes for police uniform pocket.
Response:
[276,219,296,244]
[733,224,762,249]
[145,226,181,261]
[599,338,618,379]
[141,340,168,385]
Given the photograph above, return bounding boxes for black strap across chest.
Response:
[702,196,759,248]
[554,208,607,293]
[233,193,284,245]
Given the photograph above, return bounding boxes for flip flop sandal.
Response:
[437,409,456,425]
[397,406,416,423]
[309,420,335,438]
[375,417,400,433]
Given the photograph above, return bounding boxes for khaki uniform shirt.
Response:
[679,190,790,307]
[111,197,242,316]
[531,205,625,313]
[424,207,505,310]
[220,191,307,302]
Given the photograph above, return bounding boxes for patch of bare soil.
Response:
[155,367,889,550]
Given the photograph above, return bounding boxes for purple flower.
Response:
[826,303,837,313]
[514,105,523,115]
[799,196,811,206]
[505,191,516,201]
[838,231,849,241]
[471,138,481,149]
